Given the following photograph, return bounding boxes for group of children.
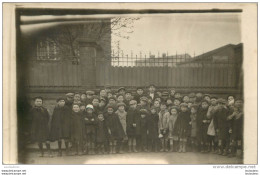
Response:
[29,85,243,159]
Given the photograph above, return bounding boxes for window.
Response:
[36,39,59,60]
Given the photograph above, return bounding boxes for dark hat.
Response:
[150,105,157,110]
[169,106,179,112]
[180,103,188,107]
[34,96,43,101]
[190,104,199,110]
[201,100,209,104]
[56,97,66,103]
[136,86,144,90]
[86,91,95,95]
[72,103,80,107]
[140,96,148,102]
[125,91,132,94]
[117,102,126,107]
[148,84,156,88]
[79,103,86,107]
[97,111,103,115]
[66,93,74,98]
[217,98,227,104]
[203,94,211,98]
[162,91,169,96]
[118,87,126,92]
[106,105,115,110]
[129,100,137,105]
[100,97,107,102]
[92,95,100,100]
[188,93,196,98]
[108,96,117,101]
[140,109,148,115]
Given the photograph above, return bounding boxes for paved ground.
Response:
[19,149,243,164]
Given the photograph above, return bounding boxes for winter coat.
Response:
[230,112,243,140]
[213,106,229,140]
[197,108,210,142]
[190,113,197,137]
[96,119,108,143]
[168,114,178,138]
[115,110,127,136]
[174,111,191,139]
[84,113,97,135]
[126,108,140,137]
[140,115,148,139]
[49,106,71,141]
[147,113,159,139]
[158,110,170,134]
[70,111,85,142]
[30,106,50,142]
[104,113,125,140]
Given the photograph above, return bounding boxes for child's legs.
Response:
[128,137,133,146]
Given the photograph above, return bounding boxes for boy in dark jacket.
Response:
[147,106,159,152]
[30,97,52,157]
[84,104,97,155]
[96,112,108,154]
[139,109,149,152]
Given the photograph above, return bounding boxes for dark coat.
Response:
[70,111,85,142]
[104,113,125,140]
[65,99,73,110]
[30,107,50,142]
[213,107,229,140]
[84,113,97,135]
[126,108,140,137]
[140,116,148,139]
[197,107,210,142]
[96,119,108,143]
[49,106,71,141]
[147,113,159,139]
[174,111,191,138]
[230,113,243,140]
[134,94,144,104]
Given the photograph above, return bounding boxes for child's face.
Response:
[137,89,143,95]
[141,114,146,118]
[160,104,167,111]
[196,93,203,99]
[81,94,86,101]
[183,96,190,103]
[72,105,80,112]
[235,100,243,106]
[204,96,210,102]
[170,89,175,96]
[119,90,126,95]
[74,94,81,101]
[174,99,181,106]
[140,100,146,106]
[130,103,137,109]
[228,96,235,105]
[154,101,160,107]
[125,93,132,100]
[87,94,93,99]
[201,102,209,109]
[211,98,217,105]
[188,102,192,108]
[157,92,162,97]
[107,93,113,98]
[118,105,125,111]
[181,106,188,112]
[98,114,104,121]
[34,99,43,107]
[174,93,181,98]
[151,109,156,114]
[58,100,65,107]
[92,99,99,106]
[117,96,124,102]
[80,106,86,111]
[191,107,197,114]
[166,99,173,105]
[109,99,116,104]
[86,108,93,114]
[100,90,107,97]
[107,108,114,114]
[171,109,178,115]
[149,86,155,93]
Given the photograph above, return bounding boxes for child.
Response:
[214,98,229,156]
[49,98,71,156]
[118,87,126,96]
[207,97,218,153]
[85,90,95,105]
[65,93,74,109]
[134,87,144,104]
[166,98,173,110]
[99,98,107,112]
[96,112,108,154]
[137,96,150,111]
[153,100,161,114]
[124,91,133,107]
[161,91,169,103]
[115,102,128,153]
[104,105,125,154]
[173,98,181,107]
[107,92,113,99]
[182,95,190,103]
[84,104,97,155]
[168,106,179,152]
[174,103,190,153]
[190,104,198,152]
[70,103,84,155]
[203,94,211,104]
[169,88,176,101]
[92,95,100,115]
[147,84,157,101]
[80,103,86,113]
[126,100,139,152]
[147,106,159,152]
[99,89,108,100]
[105,96,117,111]
[139,109,149,152]
[158,102,170,152]
[80,93,87,104]
[197,100,210,153]
[30,97,52,157]
[174,92,182,99]
[73,93,81,105]
[117,94,125,103]
[189,93,196,103]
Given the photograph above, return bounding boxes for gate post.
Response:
[78,39,98,89]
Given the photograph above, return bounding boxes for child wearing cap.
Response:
[85,91,95,105]
[70,103,85,156]
[126,100,139,153]
[139,109,149,152]
[84,104,97,155]
[197,100,210,153]
[168,106,179,152]
[174,103,191,153]
[30,97,52,157]
[158,102,170,152]
[214,98,229,156]
[207,97,218,153]
[147,106,159,152]
[49,98,71,156]
[104,106,125,154]
[73,93,82,105]
[190,104,198,152]
[115,102,128,153]
[96,112,108,154]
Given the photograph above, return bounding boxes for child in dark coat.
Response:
[174,103,191,153]
[84,104,97,155]
[126,100,139,153]
[70,103,85,155]
[139,109,149,152]
[158,102,170,152]
[96,112,108,154]
[147,106,159,152]
[197,100,210,153]
[190,104,199,152]
[30,97,52,157]
[49,98,71,156]
[104,105,125,154]
[168,106,179,152]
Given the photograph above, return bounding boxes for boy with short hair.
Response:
[158,102,170,152]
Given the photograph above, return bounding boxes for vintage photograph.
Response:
[4,3,256,165]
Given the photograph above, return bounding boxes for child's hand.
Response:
[229,129,232,134]
[91,118,94,121]
[147,130,149,135]
[85,118,89,121]
[108,129,111,135]
[203,120,207,123]
[189,122,192,125]
[133,123,136,127]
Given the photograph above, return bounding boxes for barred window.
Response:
[36,39,60,60]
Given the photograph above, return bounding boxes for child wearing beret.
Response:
[30,97,52,157]
[49,98,71,156]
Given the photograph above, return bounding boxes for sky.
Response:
[112,13,241,57]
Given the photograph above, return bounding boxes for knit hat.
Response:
[180,103,188,107]
[56,97,66,102]
[117,102,126,107]
[65,93,74,98]
[86,91,95,95]
[86,104,94,110]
